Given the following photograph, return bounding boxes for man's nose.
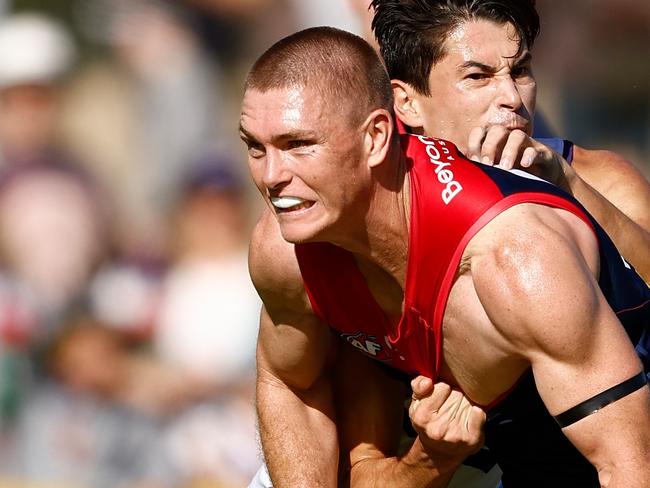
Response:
[262,148,291,190]
[496,76,523,111]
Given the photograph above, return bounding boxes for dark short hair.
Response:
[245,26,393,125]
[371,0,539,95]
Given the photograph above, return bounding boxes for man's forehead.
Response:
[240,85,328,135]
[443,19,527,65]
[243,85,304,110]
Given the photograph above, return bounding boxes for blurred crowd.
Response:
[0,1,646,487]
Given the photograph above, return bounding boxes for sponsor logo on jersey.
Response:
[342,331,387,359]
[340,332,406,363]
[416,135,463,204]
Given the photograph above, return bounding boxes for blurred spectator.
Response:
[0,162,107,338]
[154,156,259,387]
[0,17,119,477]
[0,160,109,465]
[4,312,176,488]
[151,156,260,486]
[0,13,107,337]
[62,0,229,260]
[82,154,261,486]
[0,13,75,166]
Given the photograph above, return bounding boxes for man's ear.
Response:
[392,79,424,130]
[362,108,393,169]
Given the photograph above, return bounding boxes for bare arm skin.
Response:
[335,343,485,488]
[251,211,339,488]
[568,146,650,281]
[467,127,650,282]
[469,204,650,487]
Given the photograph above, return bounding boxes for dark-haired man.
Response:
[241,25,650,488]
[370,0,650,282]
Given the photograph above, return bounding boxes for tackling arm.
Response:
[251,213,339,488]
[336,342,485,488]
[568,147,650,282]
[471,204,650,487]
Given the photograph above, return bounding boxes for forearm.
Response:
[346,437,459,488]
[565,171,650,282]
[257,371,339,488]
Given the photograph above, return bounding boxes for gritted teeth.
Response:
[271,196,308,210]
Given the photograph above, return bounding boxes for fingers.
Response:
[411,375,434,398]
[520,145,538,168]
[468,405,487,433]
[467,126,487,162]
[409,382,486,458]
[465,125,569,187]
[466,126,533,169]
[498,130,528,169]
[410,382,452,424]
[479,126,511,166]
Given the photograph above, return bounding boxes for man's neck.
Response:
[333,148,411,290]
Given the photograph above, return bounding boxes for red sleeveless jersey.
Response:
[295,134,594,379]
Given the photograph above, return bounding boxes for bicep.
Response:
[473,211,648,466]
[511,285,647,467]
[257,304,335,391]
[250,213,335,390]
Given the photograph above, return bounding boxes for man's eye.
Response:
[466,73,489,80]
[246,142,265,158]
[287,140,310,150]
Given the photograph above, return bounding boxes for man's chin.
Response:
[278,226,318,245]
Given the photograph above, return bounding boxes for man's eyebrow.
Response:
[459,51,533,72]
[272,130,317,142]
[459,60,497,73]
[238,126,317,143]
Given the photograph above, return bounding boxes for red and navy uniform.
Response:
[295,134,650,486]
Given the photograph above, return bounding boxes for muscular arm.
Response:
[336,343,485,488]
[568,146,650,281]
[251,213,339,488]
[471,205,650,487]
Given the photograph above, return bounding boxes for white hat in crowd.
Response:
[0,13,75,88]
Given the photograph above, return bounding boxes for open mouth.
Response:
[270,196,314,213]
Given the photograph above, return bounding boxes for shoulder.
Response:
[249,210,311,315]
[572,145,650,194]
[469,202,599,268]
[466,203,601,344]
[572,145,650,227]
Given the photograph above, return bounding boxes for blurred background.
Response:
[0,1,647,487]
